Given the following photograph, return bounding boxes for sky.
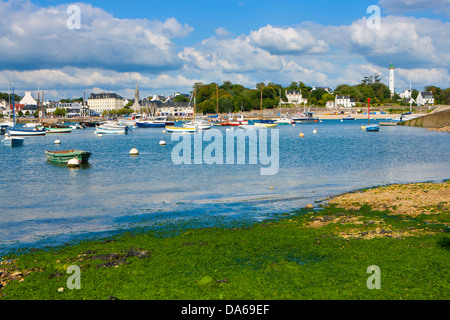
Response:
[1,0,449,100]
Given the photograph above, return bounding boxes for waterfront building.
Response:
[285,90,308,105]
[87,92,124,114]
[335,95,356,108]
[399,89,412,99]
[416,91,435,106]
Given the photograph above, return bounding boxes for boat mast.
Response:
[12,86,16,130]
[368,98,370,125]
[260,88,263,120]
[216,84,219,115]
[409,82,412,113]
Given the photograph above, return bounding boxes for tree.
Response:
[173,95,189,103]
[53,107,67,117]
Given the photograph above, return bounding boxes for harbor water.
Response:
[0,120,449,255]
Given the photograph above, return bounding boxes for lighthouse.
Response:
[389,63,395,98]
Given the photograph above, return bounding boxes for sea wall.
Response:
[401,107,450,128]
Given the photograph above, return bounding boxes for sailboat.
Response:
[364,98,379,132]
[9,87,46,136]
[252,89,277,128]
[166,90,199,133]
[2,87,24,146]
[183,90,212,130]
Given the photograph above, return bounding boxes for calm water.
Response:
[1,120,449,255]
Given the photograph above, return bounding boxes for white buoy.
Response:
[54,138,61,144]
[293,123,296,127]
[129,147,139,156]
[313,129,317,134]
[67,158,80,168]
[162,130,166,133]
[159,140,166,145]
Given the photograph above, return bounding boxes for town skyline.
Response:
[0,0,449,100]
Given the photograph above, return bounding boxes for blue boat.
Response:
[366,125,380,132]
[342,115,355,120]
[136,116,175,128]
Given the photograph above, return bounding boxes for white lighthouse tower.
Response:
[389,63,395,98]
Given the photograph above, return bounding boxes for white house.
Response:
[285,90,307,105]
[325,100,335,109]
[335,95,356,108]
[416,91,435,106]
[399,89,412,99]
[19,92,37,105]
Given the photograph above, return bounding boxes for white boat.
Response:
[2,134,24,147]
[165,126,197,133]
[183,117,212,130]
[96,124,128,134]
[118,119,137,126]
[254,122,277,128]
[239,124,267,130]
[274,117,293,125]
[23,122,42,128]
[0,121,14,127]
[9,128,47,136]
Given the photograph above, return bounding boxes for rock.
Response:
[305,204,314,209]
[197,276,218,288]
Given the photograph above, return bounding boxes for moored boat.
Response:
[366,125,380,132]
[2,134,24,147]
[44,149,91,164]
[292,110,319,123]
[165,126,197,133]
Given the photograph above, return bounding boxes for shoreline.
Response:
[0,180,448,300]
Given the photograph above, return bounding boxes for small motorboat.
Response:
[379,122,397,126]
[165,126,197,133]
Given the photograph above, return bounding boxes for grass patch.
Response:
[1,196,449,300]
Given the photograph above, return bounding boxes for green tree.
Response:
[53,107,67,117]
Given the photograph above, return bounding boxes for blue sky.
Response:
[1,0,449,99]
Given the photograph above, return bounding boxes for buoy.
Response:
[159,140,166,145]
[54,138,61,144]
[162,130,166,133]
[299,133,304,137]
[67,158,80,168]
[361,126,366,130]
[129,147,139,156]
[270,187,274,190]
[293,124,295,127]
[313,129,317,134]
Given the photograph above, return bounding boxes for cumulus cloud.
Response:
[248,25,329,55]
[0,1,192,72]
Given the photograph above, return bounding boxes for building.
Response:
[285,90,307,105]
[399,89,412,99]
[19,91,37,105]
[156,102,193,116]
[87,92,124,114]
[132,80,141,113]
[335,95,356,108]
[389,63,395,98]
[311,86,333,94]
[416,91,435,106]
[325,100,335,109]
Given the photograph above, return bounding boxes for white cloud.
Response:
[248,25,329,55]
[0,1,192,72]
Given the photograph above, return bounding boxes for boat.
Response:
[70,123,85,129]
[0,124,8,135]
[118,118,137,126]
[239,124,267,130]
[8,86,45,137]
[182,92,211,130]
[9,128,47,136]
[254,122,277,128]
[0,120,14,127]
[44,124,72,133]
[79,121,103,127]
[44,149,91,164]
[379,121,397,126]
[136,116,175,128]
[366,125,380,131]
[24,122,42,128]
[96,123,128,134]
[365,98,379,132]
[342,115,356,121]
[274,116,293,125]
[2,133,24,147]
[292,109,319,123]
[165,126,197,133]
